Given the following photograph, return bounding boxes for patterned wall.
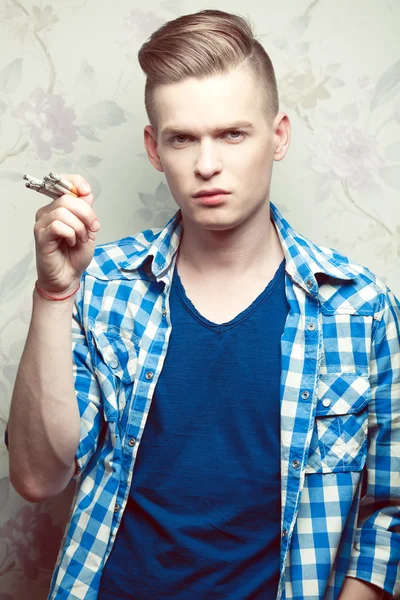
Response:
[0,0,399,597]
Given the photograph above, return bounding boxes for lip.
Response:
[193,188,230,198]
[193,193,230,206]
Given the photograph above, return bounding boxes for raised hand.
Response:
[33,174,100,297]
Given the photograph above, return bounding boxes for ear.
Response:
[144,125,164,172]
[273,113,291,162]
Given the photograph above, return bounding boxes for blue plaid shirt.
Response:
[44,203,399,599]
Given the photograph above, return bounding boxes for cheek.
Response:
[164,165,183,183]
[160,151,188,177]
[231,140,270,167]
[233,152,267,179]
[161,154,195,195]
[161,161,188,197]
[237,149,274,195]
[246,146,274,179]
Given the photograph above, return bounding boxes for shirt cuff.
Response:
[346,528,400,597]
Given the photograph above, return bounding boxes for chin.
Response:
[182,207,243,231]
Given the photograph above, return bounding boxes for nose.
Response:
[194,139,222,179]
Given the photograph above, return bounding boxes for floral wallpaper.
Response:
[0,0,399,598]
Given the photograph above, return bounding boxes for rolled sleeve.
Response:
[4,285,104,483]
[346,289,400,596]
[70,289,104,481]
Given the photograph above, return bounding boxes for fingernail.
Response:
[91,220,100,231]
[81,184,91,193]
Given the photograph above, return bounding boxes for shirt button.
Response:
[307,322,316,332]
[282,528,288,538]
[145,371,154,380]
[292,459,301,469]
[109,357,119,369]
[306,279,313,289]
[128,438,136,447]
[114,504,121,513]
[322,398,332,407]
[301,391,310,400]
[162,309,167,317]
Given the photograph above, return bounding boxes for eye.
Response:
[225,130,245,141]
[170,135,189,145]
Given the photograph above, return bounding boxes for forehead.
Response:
[153,66,266,133]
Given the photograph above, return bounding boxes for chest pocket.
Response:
[90,327,139,423]
[306,373,370,474]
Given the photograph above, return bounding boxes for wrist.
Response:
[34,280,80,302]
[32,286,77,321]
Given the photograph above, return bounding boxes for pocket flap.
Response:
[316,373,370,417]
[91,328,138,384]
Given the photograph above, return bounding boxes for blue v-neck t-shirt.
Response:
[99,259,289,599]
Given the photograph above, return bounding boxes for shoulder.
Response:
[310,238,391,316]
[273,205,390,312]
[318,241,386,289]
[84,227,164,280]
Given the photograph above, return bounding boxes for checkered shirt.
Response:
[38,203,400,599]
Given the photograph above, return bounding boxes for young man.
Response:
[6,9,399,600]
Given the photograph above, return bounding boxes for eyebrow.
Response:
[161,121,254,138]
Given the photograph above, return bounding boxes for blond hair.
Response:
[138,9,279,134]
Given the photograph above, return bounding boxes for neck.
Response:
[177,202,284,279]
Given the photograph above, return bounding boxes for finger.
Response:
[59,173,92,197]
[37,206,90,244]
[40,194,100,234]
[40,220,77,248]
[78,192,95,208]
[56,191,95,209]
[35,202,53,223]
[34,190,94,223]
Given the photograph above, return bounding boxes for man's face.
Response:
[144,65,288,231]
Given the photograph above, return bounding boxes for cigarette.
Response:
[48,172,79,196]
[25,181,59,200]
[43,176,79,198]
[53,182,78,197]
[23,172,79,199]
[23,174,43,186]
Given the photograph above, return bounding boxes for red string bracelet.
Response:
[35,280,80,301]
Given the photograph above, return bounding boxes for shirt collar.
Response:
[117,210,183,279]
[118,202,356,294]
[270,203,355,296]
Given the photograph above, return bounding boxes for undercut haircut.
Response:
[138,9,279,135]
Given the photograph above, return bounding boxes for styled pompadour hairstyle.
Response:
[138,9,279,135]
